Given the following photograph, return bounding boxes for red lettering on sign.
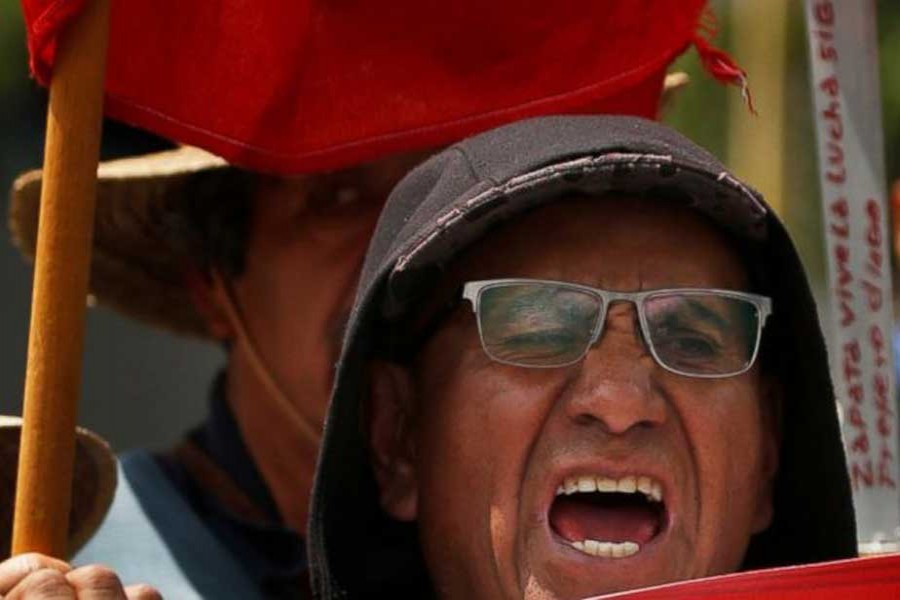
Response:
[817,77,846,185]
[864,199,884,285]
[831,196,849,219]
[814,1,834,26]
[843,340,872,476]
[820,74,839,96]
[835,246,852,288]
[873,372,887,396]
[866,199,883,247]
[843,341,861,378]
[852,460,874,489]
[831,219,849,239]
[874,377,891,433]
[870,326,887,367]
[862,281,884,312]
[833,243,855,326]
[879,413,893,438]
[823,104,843,139]
[829,199,855,324]
[817,33,838,62]
[826,147,845,185]
[861,280,883,312]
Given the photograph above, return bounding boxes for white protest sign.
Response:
[805,0,899,550]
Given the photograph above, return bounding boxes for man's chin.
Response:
[522,526,686,600]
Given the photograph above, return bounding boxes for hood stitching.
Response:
[393,152,766,275]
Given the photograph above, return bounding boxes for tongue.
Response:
[550,496,659,545]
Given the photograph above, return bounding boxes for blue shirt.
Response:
[155,374,308,598]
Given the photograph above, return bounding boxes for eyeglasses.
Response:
[462,279,772,378]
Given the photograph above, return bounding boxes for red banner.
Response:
[20,0,707,173]
[590,554,900,599]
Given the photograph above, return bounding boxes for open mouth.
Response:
[549,475,666,559]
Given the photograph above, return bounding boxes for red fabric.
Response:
[589,554,900,599]
[694,34,757,115]
[22,0,708,174]
[21,0,85,82]
[691,8,755,114]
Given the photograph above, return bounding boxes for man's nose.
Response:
[562,308,667,435]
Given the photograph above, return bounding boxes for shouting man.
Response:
[307,115,857,599]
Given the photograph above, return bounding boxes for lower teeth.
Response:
[571,540,640,558]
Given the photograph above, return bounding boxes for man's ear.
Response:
[367,360,418,522]
[184,267,235,340]
[752,375,782,534]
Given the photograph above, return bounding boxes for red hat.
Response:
[22,0,735,174]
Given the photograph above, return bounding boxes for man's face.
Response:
[191,150,433,533]
[227,151,430,424]
[370,198,779,600]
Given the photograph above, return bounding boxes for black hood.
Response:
[308,116,857,599]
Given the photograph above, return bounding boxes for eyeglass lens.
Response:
[642,292,759,375]
[476,283,761,375]
[478,283,601,366]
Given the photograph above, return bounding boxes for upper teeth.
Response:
[556,475,663,503]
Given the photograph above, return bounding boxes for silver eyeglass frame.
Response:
[462,278,773,379]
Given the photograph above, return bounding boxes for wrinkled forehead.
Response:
[444,194,751,291]
[398,193,755,339]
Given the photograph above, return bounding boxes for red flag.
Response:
[591,555,900,599]
[22,0,709,173]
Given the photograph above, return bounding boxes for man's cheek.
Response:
[416,386,498,587]
[417,350,566,588]
[690,385,768,573]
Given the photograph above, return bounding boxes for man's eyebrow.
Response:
[492,290,556,322]
[657,297,730,330]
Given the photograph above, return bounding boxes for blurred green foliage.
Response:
[0,1,27,93]
[665,0,900,295]
[881,0,900,183]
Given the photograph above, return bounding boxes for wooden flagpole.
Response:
[11,0,110,556]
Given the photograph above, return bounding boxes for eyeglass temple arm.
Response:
[462,283,480,311]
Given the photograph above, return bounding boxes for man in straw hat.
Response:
[1,1,750,597]
[6,145,430,600]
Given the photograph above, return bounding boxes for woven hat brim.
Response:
[0,416,117,558]
[9,147,228,338]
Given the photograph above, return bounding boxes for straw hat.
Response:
[8,77,691,340]
[9,146,229,338]
[0,416,117,558]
